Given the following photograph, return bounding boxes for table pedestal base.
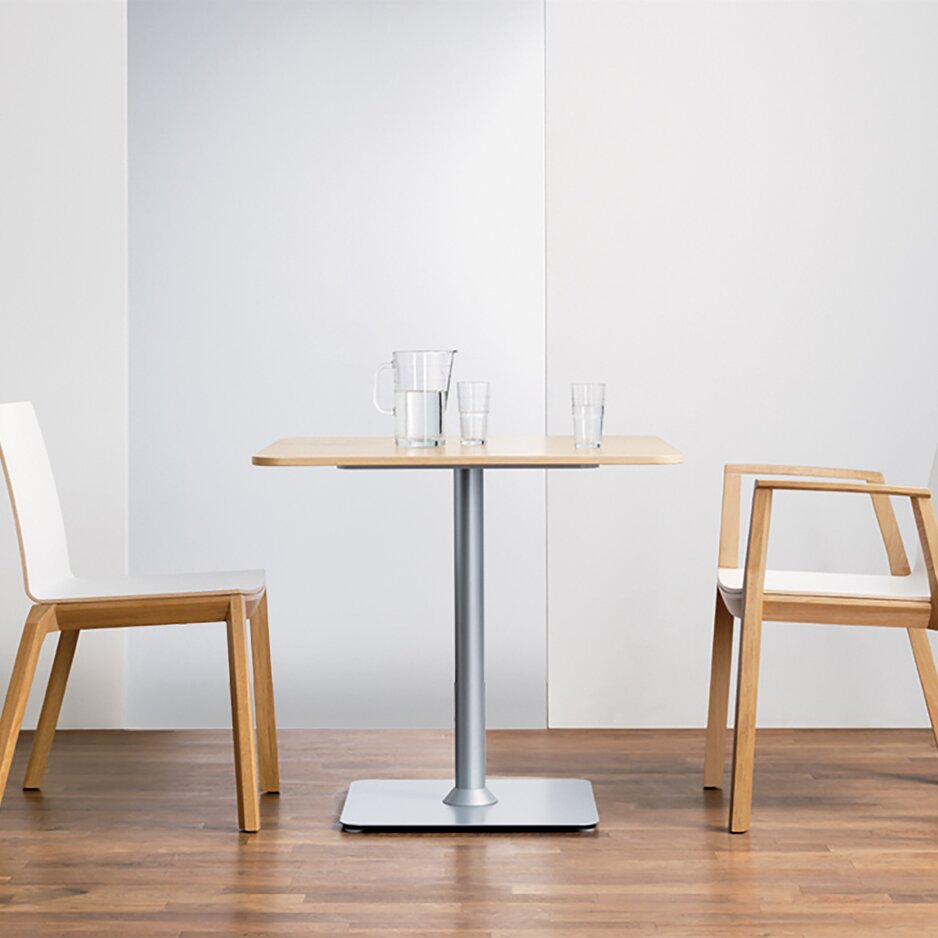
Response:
[340,778,598,831]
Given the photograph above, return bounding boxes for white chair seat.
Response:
[31,569,265,604]
[717,567,929,618]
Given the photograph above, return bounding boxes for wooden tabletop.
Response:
[252,436,683,468]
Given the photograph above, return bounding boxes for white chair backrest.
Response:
[0,402,72,599]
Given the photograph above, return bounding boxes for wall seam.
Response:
[543,0,550,730]
[122,0,130,729]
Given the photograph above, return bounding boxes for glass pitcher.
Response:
[373,350,457,447]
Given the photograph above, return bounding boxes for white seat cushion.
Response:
[717,567,929,618]
[31,570,265,604]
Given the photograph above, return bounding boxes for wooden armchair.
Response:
[704,462,938,833]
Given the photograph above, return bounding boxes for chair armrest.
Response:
[739,481,938,630]
[718,464,913,574]
[725,463,883,482]
[755,479,932,498]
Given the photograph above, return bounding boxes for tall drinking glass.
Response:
[457,382,490,445]
[571,383,605,448]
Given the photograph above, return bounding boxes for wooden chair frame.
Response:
[704,463,938,833]
[0,590,280,833]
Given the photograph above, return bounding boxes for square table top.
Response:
[252,436,682,468]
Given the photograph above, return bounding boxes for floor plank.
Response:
[1,729,938,935]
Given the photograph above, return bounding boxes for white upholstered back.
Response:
[0,402,72,599]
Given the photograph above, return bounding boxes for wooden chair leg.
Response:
[227,596,260,832]
[728,611,763,834]
[23,629,79,790]
[0,606,55,808]
[704,590,734,789]
[728,485,772,834]
[908,628,938,751]
[249,591,280,794]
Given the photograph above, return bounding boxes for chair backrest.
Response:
[0,402,72,600]
[930,445,938,503]
[912,444,938,573]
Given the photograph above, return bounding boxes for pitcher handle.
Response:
[373,362,394,415]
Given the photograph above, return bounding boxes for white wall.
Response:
[127,0,547,727]
[546,0,938,726]
[9,0,929,731]
[0,0,127,728]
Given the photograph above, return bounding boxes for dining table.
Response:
[253,435,682,831]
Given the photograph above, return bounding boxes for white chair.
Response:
[704,458,938,833]
[0,402,279,832]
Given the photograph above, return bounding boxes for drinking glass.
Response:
[571,383,605,448]
[457,381,490,445]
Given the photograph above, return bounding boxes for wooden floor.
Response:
[2,729,938,935]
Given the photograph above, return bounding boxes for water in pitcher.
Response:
[395,390,444,447]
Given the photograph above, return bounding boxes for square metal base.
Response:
[340,778,599,831]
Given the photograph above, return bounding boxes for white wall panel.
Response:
[0,0,127,728]
[546,0,938,726]
[128,0,547,727]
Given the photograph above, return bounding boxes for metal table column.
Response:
[444,468,496,807]
[340,465,598,831]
